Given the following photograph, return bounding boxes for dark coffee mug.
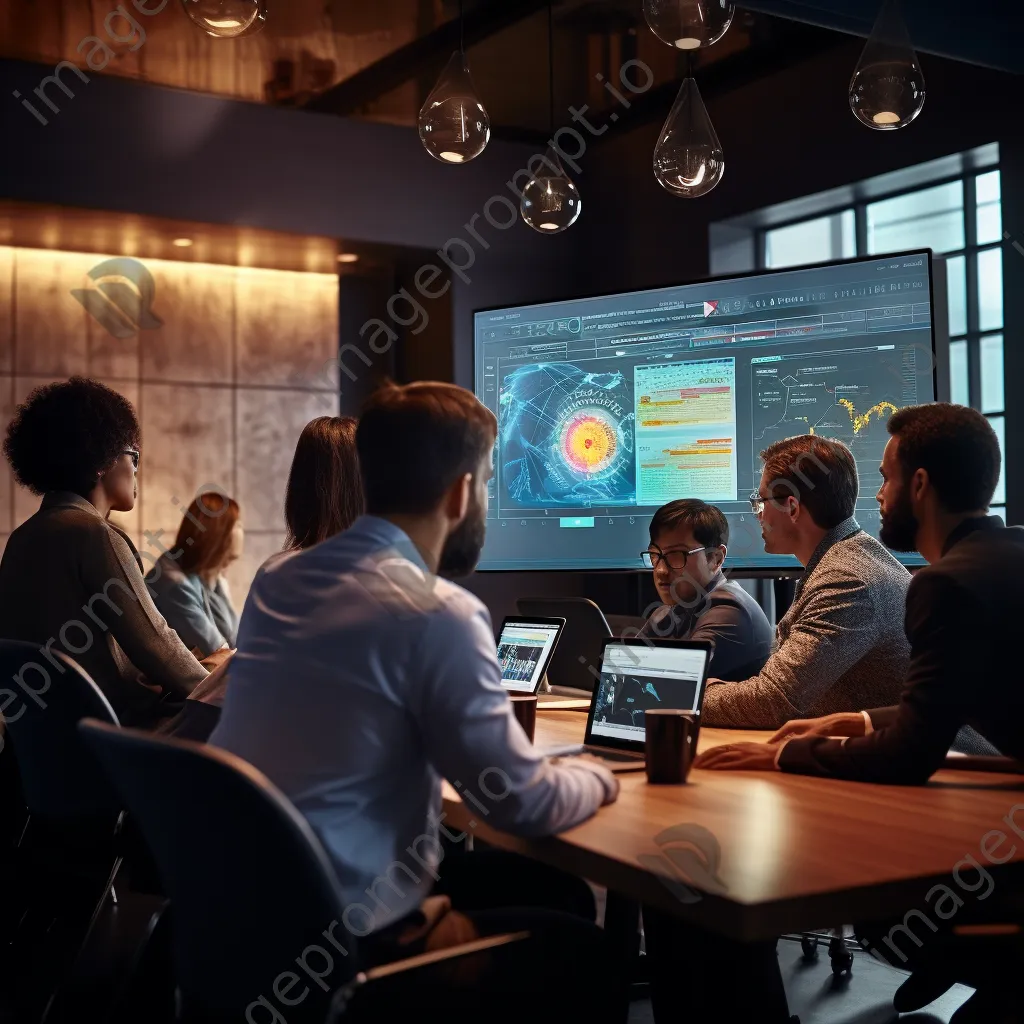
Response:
[509,694,538,743]
[645,710,697,784]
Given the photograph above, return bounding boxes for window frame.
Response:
[754,169,1004,421]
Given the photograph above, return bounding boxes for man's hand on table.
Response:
[693,741,780,772]
[769,711,867,744]
[550,753,621,804]
[694,711,869,772]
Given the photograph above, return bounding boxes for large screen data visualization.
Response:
[474,251,941,571]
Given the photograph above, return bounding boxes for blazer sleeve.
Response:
[85,528,209,701]
[778,573,973,784]
[702,572,881,728]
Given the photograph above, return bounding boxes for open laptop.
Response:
[497,617,590,709]
[546,637,713,772]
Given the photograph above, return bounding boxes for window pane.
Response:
[949,339,969,405]
[989,416,1005,507]
[976,201,1002,246]
[976,168,1002,246]
[765,211,856,269]
[976,170,1001,204]
[977,246,1004,331]
[991,505,1006,524]
[980,334,1004,414]
[946,254,967,337]
[867,181,965,254]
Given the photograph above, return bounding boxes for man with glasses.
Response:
[639,499,772,681]
[701,434,911,728]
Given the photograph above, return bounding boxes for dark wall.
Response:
[0,57,583,410]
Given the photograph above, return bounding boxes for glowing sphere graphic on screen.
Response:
[560,410,619,475]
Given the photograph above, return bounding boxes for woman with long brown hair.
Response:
[284,415,363,549]
[147,491,244,658]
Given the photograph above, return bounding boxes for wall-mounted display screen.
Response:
[474,251,943,571]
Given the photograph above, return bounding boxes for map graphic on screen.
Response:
[474,252,944,571]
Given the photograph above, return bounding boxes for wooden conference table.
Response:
[443,711,1024,943]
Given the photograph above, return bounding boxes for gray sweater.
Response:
[702,519,911,728]
[0,492,208,726]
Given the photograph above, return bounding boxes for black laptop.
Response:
[545,637,713,772]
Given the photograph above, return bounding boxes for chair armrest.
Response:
[329,931,529,1020]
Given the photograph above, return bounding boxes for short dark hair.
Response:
[760,435,858,530]
[356,381,497,515]
[649,499,729,549]
[887,403,1001,512]
[3,377,141,497]
[285,416,364,550]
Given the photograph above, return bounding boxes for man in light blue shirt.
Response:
[211,381,620,1019]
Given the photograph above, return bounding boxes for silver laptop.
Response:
[546,637,713,772]
[497,617,588,707]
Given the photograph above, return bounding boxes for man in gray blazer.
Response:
[702,435,911,729]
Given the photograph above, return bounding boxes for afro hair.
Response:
[4,377,141,497]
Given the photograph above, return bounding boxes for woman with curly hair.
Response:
[0,377,214,726]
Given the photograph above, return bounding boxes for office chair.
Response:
[78,720,528,1023]
[0,640,125,1019]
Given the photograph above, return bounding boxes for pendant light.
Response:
[653,64,724,198]
[520,3,582,234]
[180,0,266,38]
[643,0,735,50]
[849,0,925,130]
[418,1,491,164]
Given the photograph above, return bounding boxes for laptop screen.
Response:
[589,641,709,745]
[497,621,562,692]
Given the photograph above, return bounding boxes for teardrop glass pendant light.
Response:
[849,0,925,130]
[418,50,491,164]
[653,76,724,198]
[181,0,266,38]
[520,3,582,234]
[521,147,583,234]
[643,0,735,50]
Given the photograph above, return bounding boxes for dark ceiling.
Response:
[739,0,1024,74]
[0,0,1019,141]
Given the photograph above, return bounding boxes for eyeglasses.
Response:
[749,491,769,515]
[641,545,709,570]
[749,490,796,515]
[123,448,140,470]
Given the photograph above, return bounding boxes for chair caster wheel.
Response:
[829,939,853,976]
[800,935,819,960]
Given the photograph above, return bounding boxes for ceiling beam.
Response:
[304,0,550,116]
[590,21,854,146]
